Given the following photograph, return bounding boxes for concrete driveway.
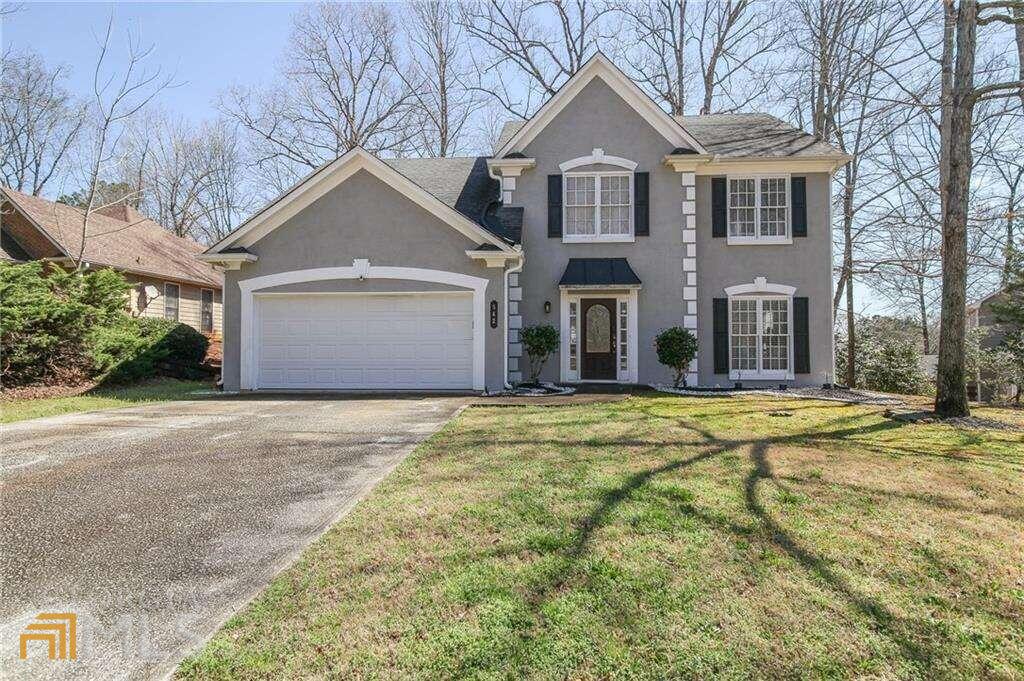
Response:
[1,395,467,680]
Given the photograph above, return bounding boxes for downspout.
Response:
[503,248,524,390]
[488,160,526,391]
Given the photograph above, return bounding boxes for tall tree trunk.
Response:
[674,0,686,116]
[935,0,977,417]
[843,184,856,387]
[918,273,930,354]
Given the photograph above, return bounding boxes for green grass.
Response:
[178,395,1024,679]
[1,378,211,423]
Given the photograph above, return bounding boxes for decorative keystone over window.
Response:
[353,258,371,279]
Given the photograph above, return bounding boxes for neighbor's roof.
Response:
[495,113,845,159]
[1,187,222,287]
[0,228,31,261]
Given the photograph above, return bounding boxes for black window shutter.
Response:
[634,171,650,236]
[712,177,727,238]
[791,176,807,238]
[794,296,810,373]
[547,174,562,238]
[713,298,729,374]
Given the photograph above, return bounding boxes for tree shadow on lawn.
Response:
[455,412,1015,675]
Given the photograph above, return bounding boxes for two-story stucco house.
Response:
[200,55,849,393]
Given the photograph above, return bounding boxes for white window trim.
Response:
[164,282,180,322]
[238,261,489,392]
[726,173,792,246]
[559,289,638,383]
[727,292,795,381]
[201,288,215,332]
[562,171,635,244]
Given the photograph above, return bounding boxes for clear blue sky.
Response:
[2,2,302,124]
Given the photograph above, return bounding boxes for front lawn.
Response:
[1,378,211,424]
[179,395,1024,679]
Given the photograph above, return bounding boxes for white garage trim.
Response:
[239,263,489,391]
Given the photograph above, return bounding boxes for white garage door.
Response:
[255,292,474,390]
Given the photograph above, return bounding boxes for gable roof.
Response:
[207,148,517,254]
[496,113,846,160]
[1,187,222,287]
[675,114,847,159]
[0,228,31,261]
[494,53,708,157]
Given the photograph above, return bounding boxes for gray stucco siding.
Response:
[221,169,507,392]
[695,173,835,386]
[512,77,687,385]
[510,76,835,386]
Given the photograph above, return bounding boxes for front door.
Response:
[581,298,616,380]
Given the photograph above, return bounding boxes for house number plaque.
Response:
[490,300,498,328]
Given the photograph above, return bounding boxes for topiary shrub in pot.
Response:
[654,326,698,388]
[519,324,559,385]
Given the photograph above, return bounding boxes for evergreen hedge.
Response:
[1,261,208,386]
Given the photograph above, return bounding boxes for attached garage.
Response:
[254,292,474,390]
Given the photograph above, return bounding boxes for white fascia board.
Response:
[465,249,523,268]
[495,54,708,157]
[695,156,853,175]
[207,147,514,254]
[486,157,536,177]
[196,252,258,270]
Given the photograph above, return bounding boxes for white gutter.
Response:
[503,248,525,390]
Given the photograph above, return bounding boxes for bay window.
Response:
[729,296,793,379]
[564,172,633,241]
[728,175,790,243]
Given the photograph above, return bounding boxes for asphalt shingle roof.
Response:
[675,114,846,158]
[1,187,222,287]
[382,157,521,244]
[495,113,844,159]
[383,157,497,224]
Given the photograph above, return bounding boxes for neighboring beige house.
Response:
[1,187,222,334]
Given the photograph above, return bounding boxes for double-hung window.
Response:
[164,283,180,321]
[564,173,633,242]
[728,175,789,244]
[729,296,792,379]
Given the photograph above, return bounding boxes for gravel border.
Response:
[884,408,1023,431]
[651,384,905,405]
[489,382,577,397]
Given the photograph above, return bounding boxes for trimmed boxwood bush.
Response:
[520,324,560,383]
[655,326,699,387]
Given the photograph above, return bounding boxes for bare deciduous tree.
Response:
[59,18,172,270]
[222,3,420,193]
[785,0,933,386]
[403,1,482,157]
[934,0,1024,417]
[0,50,85,195]
[459,0,613,118]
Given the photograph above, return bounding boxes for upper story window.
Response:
[564,172,633,242]
[728,175,790,244]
